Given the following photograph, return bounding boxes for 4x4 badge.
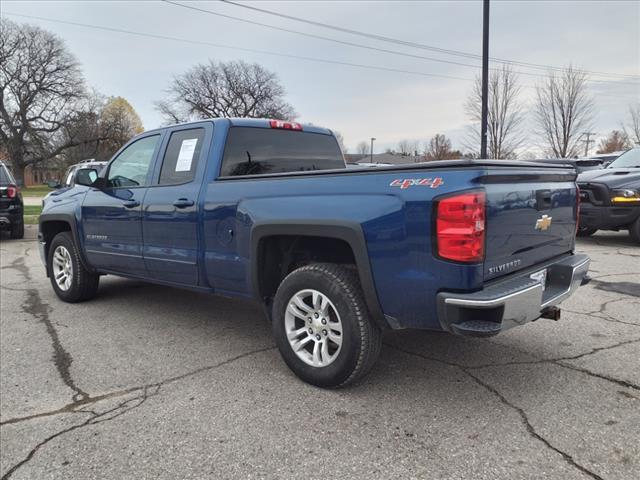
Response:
[535,215,552,231]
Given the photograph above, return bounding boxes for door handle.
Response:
[122,200,140,209]
[173,198,195,209]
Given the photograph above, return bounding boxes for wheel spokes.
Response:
[284,288,343,368]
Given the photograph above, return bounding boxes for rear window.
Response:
[220,127,345,176]
[0,165,16,185]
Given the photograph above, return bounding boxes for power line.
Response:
[0,12,472,82]
[164,1,639,87]
[220,0,640,82]
[3,11,638,102]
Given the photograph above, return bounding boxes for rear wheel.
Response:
[9,221,24,239]
[48,232,100,302]
[577,226,597,237]
[629,217,640,244]
[272,263,382,388]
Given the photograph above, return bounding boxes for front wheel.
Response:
[10,221,24,239]
[629,217,640,244]
[272,263,382,388]
[48,232,100,302]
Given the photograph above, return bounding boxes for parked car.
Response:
[577,147,640,242]
[38,118,590,387]
[0,161,24,239]
[534,158,605,174]
[43,159,107,207]
[586,151,625,168]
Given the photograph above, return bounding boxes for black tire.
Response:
[48,232,99,302]
[272,263,382,388]
[9,221,24,239]
[577,226,597,237]
[629,217,640,244]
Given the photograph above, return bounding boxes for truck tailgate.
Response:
[482,168,577,281]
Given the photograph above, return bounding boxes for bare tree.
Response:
[623,104,640,146]
[464,65,525,159]
[356,141,368,155]
[424,134,461,160]
[397,139,419,156]
[156,60,296,123]
[535,65,595,158]
[0,19,94,183]
[596,130,631,154]
[61,94,145,165]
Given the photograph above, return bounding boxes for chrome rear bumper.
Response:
[437,254,590,337]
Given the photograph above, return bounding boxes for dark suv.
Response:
[0,162,24,239]
[577,148,640,243]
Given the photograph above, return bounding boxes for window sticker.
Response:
[175,138,198,172]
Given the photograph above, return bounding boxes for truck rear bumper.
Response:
[436,254,590,337]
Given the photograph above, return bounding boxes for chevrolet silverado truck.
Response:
[38,118,590,387]
[577,147,640,243]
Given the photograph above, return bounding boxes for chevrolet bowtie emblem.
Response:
[535,215,552,231]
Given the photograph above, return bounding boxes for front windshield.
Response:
[607,148,640,168]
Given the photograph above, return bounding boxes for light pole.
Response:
[480,0,490,159]
[370,137,376,163]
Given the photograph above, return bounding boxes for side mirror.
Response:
[47,180,61,189]
[75,168,99,187]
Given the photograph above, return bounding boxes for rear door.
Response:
[482,166,577,281]
[141,125,210,286]
[82,134,162,275]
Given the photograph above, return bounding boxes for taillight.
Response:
[436,191,486,263]
[269,119,302,131]
[7,185,18,198]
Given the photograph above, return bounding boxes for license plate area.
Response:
[530,269,548,290]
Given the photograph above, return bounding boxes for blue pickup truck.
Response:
[39,118,590,387]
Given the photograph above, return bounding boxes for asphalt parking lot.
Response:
[1,226,638,480]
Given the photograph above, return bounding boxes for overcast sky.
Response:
[3,0,639,155]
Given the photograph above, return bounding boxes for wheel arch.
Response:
[39,214,94,276]
[250,221,390,329]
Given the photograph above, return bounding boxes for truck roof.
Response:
[146,118,333,136]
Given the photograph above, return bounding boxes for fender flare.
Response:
[250,221,390,329]
[39,213,94,275]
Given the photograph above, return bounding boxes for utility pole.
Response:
[582,132,597,157]
[370,137,376,163]
[480,0,490,159]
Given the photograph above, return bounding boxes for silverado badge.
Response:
[535,215,552,231]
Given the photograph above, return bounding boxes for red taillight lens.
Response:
[7,185,18,198]
[436,191,486,263]
[269,119,303,131]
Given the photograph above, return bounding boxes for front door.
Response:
[142,126,209,286]
[82,134,162,276]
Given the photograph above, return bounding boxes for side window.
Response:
[107,135,160,188]
[158,128,205,185]
[220,127,345,177]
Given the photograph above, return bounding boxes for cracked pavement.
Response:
[1,227,638,479]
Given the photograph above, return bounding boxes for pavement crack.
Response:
[387,344,607,480]
[0,345,276,427]
[21,288,89,402]
[0,386,159,480]
[557,337,640,362]
[562,307,639,328]
[463,370,606,480]
[556,361,639,390]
